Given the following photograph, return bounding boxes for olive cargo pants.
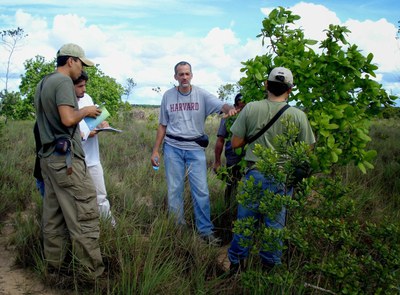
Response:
[41,153,104,277]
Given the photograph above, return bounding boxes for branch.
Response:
[304,283,336,294]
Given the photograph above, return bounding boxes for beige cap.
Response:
[57,43,94,67]
[268,67,294,87]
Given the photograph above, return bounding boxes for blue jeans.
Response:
[163,143,213,236]
[228,169,293,265]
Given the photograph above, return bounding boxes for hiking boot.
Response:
[229,262,240,274]
[201,234,222,246]
[228,260,245,276]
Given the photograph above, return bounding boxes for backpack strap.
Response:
[246,104,290,144]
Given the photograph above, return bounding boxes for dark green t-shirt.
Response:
[34,72,84,158]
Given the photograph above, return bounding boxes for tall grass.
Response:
[340,118,400,223]
[0,120,38,220]
[0,111,399,294]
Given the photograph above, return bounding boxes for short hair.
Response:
[267,81,290,96]
[73,71,89,85]
[174,61,192,74]
[56,56,81,67]
[56,55,70,67]
[234,93,243,107]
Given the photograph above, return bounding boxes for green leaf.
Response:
[364,149,377,161]
[331,151,338,163]
[363,160,374,170]
[332,110,344,119]
[255,72,263,81]
[357,162,367,174]
[305,39,318,45]
[327,135,335,148]
[326,123,339,130]
[356,129,372,142]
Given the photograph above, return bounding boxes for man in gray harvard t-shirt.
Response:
[151,61,237,245]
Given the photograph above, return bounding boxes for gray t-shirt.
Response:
[159,85,224,150]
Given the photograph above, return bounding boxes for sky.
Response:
[1,0,399,106]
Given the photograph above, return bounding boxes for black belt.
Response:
[166,134,199,141]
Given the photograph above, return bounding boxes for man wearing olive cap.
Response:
[34,43,104,278]
[56,43,95,67]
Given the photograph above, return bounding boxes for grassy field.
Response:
[0,110,399,294]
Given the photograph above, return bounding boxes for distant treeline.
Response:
[131,104,160,109]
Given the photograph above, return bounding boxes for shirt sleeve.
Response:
[230,104,248,139]
[297,111,316,145]
[202,89,225,115]
[217,118,227,138]
[159,93,169,126]
[55,78,76,108]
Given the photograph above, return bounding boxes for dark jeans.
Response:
[228,169,293,266]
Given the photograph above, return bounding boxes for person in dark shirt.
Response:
[213,93,246,209]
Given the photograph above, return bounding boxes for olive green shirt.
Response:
[34,72,84,159]
[230,99,315,162]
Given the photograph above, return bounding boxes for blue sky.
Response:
[1,0,399,105]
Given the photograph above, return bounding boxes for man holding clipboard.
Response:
[74,71,116,227]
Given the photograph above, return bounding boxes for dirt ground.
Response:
[0,219,59,295]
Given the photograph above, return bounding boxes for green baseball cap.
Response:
[57,43,94,67]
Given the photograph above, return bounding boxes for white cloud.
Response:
[260,7,273,17]
[1,2,399,105]
[344,18,400,73]
[291,3,341,40]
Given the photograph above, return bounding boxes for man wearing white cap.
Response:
[34,43,104,278]
[227,67,315,273]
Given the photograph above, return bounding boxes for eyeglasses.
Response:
[275,75,285,83]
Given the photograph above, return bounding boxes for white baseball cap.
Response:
[267,67,294,87]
